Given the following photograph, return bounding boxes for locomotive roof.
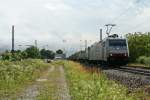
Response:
[90,37,126,47]
[104,36,126,40]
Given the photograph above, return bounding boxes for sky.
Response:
[0,0,150,54]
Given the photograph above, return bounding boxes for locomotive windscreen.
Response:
[109,40,126,46]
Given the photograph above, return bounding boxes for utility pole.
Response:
[80,40,82,51]
[147,32,150,57]
[100,29,102,42]
[11,25,15,53]
[85,40,87,50]
[62,40,67,58]
[62,40,66,53]
[35,40,37,48]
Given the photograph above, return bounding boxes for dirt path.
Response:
[17,66,54,100]
[16,65,70,100]
[55,66,71,100]
[37,65,71,100]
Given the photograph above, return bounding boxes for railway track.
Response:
[113,66,150,76]
[102,66,150,89]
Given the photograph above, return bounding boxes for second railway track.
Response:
[113,66,150,76]
[81,62,150,89]
[102,65,150,89]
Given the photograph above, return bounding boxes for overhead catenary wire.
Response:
[98,1,133,25]
[109,0,147,24]
[104,3,134,35]
[127,18,150,33]
[107,1,150,33]
[109,7,132,24]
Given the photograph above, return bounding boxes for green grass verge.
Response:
[63,61,140,100]
[0,59,50,98]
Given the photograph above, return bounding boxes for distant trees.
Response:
[56,49,63,54]
[1,46,56,61]
[126,32,150,61]
[40,49,55,59]
[1,50,12,60]
[21,51,28,59]
[25,46,40,58]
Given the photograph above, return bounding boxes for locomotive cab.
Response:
[107,38,129,65]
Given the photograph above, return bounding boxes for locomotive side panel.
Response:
[103,39,109,61]
[89,42,100,61]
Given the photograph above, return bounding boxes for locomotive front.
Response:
[107,38,129,65]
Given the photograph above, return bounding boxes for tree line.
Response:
[1,32,150,63]
[1,46,63,61]
[126,32,150,62]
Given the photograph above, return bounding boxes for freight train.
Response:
[69,34,129,65]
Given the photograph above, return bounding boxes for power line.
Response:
[110,7,132,24]
[112,1,150,33]
[128,18,150,32]
[104,3,134,35]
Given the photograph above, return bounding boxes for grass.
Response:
[37,61,62,100]
[2,59,147,99]
[127,63,149,68]
[37,70,58,99]
[63,60,149,100]
[0,59,50,98]
[129,86,150,100]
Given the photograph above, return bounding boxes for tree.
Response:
[1,50,12,60]
[11,50,23,61]
[126,32,150,61]
[21,51,28,59]
[56,49,63,54]
[25,46,40,58]
[40,49,55,59]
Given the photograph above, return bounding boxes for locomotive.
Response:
[69,34,129,65]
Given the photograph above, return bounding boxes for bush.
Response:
[126,33,150,61]
[144,57,150,66]
[1,52,12,61]
[137,56,150,66]
[40,49,55,59]
[25,46,41,59]
[0,59,50,97]
[136,56,146,64]
[1,46,42,61]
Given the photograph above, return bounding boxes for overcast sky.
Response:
[0,0,150,54]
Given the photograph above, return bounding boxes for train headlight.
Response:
[110,54,113,56]
[124,53,127,56]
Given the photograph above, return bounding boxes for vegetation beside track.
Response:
[1,59,149,99]
[0,59,50,98]
[64,61,139,100]
[126,33,150,61]
[136,56,150,67]
[126,33,150,67]
[127,56,150,68]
